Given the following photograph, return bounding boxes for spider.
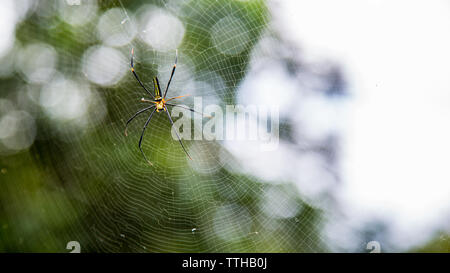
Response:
[125,48,207,166]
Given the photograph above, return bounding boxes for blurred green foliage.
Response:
[413,233,450,253]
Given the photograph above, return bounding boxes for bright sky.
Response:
[273,0,450,248]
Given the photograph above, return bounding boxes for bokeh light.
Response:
[58,0,98,26]
[40,76,90,121]
[82,45,127,86]
[97,8,137,47]
[211,15,250,55]
[17,43,57,84]
[0,109,36,155]
[140,7,185,52]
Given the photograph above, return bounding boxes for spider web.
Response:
[2,0,339,252]
[90,0,277,252]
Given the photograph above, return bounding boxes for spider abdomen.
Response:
[156,100,165,111]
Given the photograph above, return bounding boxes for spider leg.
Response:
[166,103,212,118]
[163,49,177,99]
[165,94,191,102]
[124,105,155,136]
[131,48,155,99]
[139,108,157,166]
[164,106,192,160]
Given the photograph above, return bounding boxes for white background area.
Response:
[272,0,450,249]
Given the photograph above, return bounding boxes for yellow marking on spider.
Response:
[165,94,191,102]
[153,77,161,98]
[155,99,166,112]
[141,98,157,103]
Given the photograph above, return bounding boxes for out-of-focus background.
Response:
[0,0,449,252]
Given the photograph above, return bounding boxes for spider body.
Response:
[140,97,166,111]
[155,100,166,112]
[125,49,209,166]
